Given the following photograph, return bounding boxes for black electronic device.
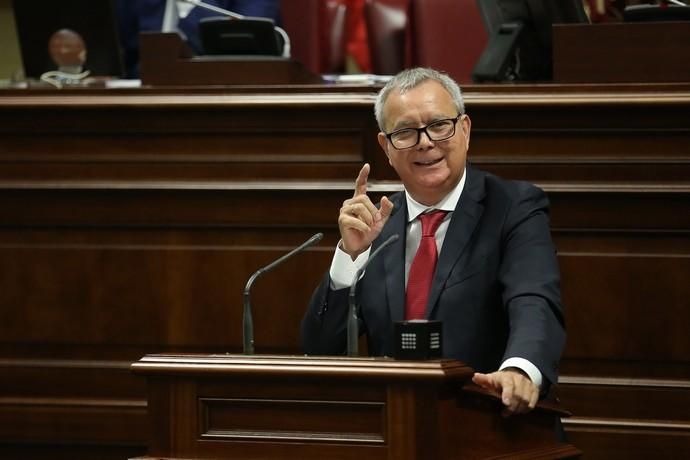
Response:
[12,0,124,79]
[472,0,589,82]
[199,16,284,56]
[393,320,443,360]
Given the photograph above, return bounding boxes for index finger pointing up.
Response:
[354,163,370,198]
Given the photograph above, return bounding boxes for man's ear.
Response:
[377,132,392,164]
[461,114,472,148]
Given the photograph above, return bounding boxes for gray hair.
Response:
[374,67,465,132]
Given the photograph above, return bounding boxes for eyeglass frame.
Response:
[384,114,464,150]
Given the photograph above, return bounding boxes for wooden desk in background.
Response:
[0,83,688,459]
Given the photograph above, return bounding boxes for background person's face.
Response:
[378,80,471,206]
[48,29,86,68]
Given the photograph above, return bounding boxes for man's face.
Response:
[377,80,471,206]
[48,30,86,68]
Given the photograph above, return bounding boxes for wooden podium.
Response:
[552,22,690,83]
[139,32,323,86]
[131,354,580,459]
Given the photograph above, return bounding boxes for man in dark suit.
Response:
[301,67,565,415]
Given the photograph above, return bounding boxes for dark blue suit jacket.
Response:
[301,166,565,386]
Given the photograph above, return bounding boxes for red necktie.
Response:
[405,210,448,320]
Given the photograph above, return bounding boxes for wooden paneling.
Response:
[553,23,690,84]
[0,91,379,182]
[0,359,148,459]
[200,398,387,442]
[1,84,689,459]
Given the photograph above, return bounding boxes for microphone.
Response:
[180,0,292,57]
[243,232,323,354]
[181,0,244,19]
[347,234,400,357]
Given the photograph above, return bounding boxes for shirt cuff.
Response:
[499,357,543,389]
[329,241,371,290]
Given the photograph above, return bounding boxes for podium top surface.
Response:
[131,353,474,382]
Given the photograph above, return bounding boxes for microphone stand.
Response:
[347,234,399,357]
[243,233,323,354]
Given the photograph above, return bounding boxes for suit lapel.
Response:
[427,167,486,318]
[382,194,407,323]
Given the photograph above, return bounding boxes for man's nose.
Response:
[417,129,435,148]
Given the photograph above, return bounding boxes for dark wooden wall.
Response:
[0,84,688,459]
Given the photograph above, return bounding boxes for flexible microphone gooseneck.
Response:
[243,232,323,354]
[347,234,400,357]
[182,0,244,18]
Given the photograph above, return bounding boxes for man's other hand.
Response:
[472,368,539,416]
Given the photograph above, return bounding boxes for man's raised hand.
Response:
[338,163,394,260]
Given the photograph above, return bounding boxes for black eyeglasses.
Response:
[385,114,463,150]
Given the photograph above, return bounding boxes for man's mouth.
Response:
[414,157,443,166]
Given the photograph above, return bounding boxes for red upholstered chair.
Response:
[409,0,488,83]
[364,0,412,75]
[282,0,486,80]
[281,0,348,74]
